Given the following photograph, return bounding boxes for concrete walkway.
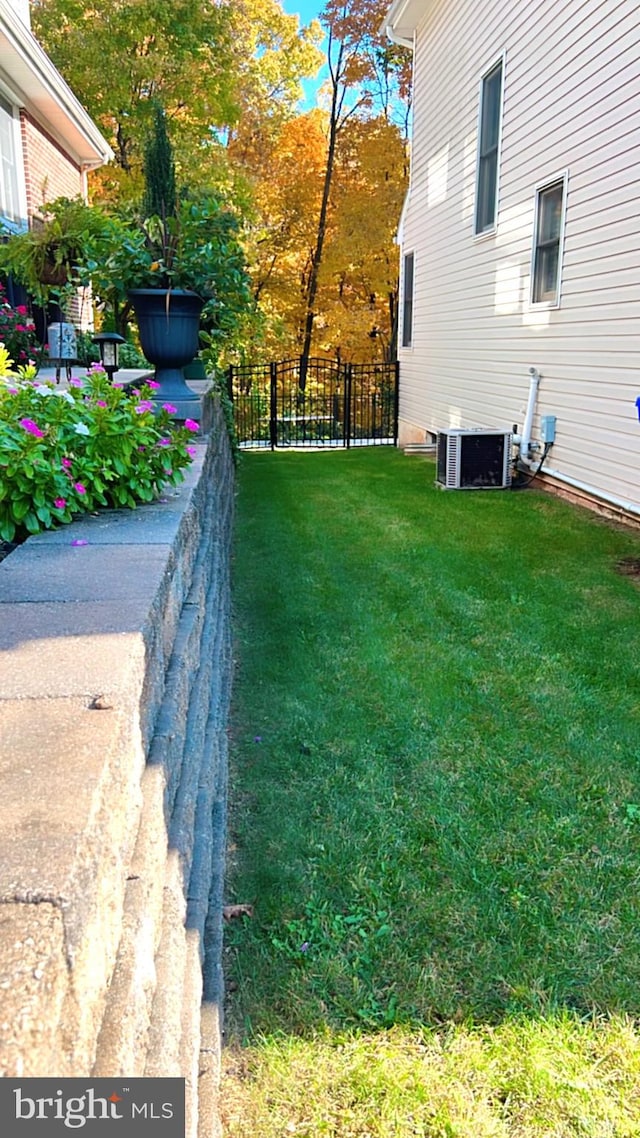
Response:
[34,365,152,387]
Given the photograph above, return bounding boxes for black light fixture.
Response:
[91,331,125,382]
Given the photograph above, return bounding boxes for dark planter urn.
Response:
[127,288,204,410]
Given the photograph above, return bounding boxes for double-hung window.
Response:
[531,175,567,305]
[401,251,414,348]
[475,59,504,235]
[0,92,24,229]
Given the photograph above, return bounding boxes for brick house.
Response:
[0,0,111,335]
[0,0,111,231]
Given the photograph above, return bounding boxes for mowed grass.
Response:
[223,448,640,1136]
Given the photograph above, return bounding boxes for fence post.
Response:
[393,360,400,447]
[227,365,234,403]
[344,363,352,449]
[269,361,278,450]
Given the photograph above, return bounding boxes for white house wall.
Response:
[399,0,640,513]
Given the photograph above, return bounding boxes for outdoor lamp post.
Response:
[91,332,125,382]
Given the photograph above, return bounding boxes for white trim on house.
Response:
[400,248,416,349]
[473,50,506,239]
[528,168,569,309]
[0,0,112,169]
[384,0,431,45]
[0,77,27,228]
[395,188,410,247]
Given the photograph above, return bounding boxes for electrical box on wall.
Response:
[540,415,557,444]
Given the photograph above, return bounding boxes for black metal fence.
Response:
[228,357,399,449]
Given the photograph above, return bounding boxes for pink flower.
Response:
[186,445,197,458]
[146,380,160,390]
[71,539,88,547]
[69,377,84,388]
[157,437,171,447]
[96,400,108,408]
[19,417,45,438]
[162,403,177,414]
[15,324,28,332]
[16,305,27,315]
[135,400,154,414]
[74,482,87,495]
[184,419,199,432]
[61,457,72,469]
[163,468,173,476]
[54,498,67,510]
[89,363,105,373]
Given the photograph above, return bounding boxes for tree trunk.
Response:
[299,49,342,389]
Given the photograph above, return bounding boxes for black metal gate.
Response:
[228,358,399,449]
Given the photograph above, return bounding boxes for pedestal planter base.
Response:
[128,288,204,405]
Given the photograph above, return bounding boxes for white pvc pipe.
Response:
[520,368,540,461]
[515,365,639,521]
[520,457,640,520]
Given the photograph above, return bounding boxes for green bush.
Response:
[0,351,199,542]
[74,330,101,367]
[117,340,149,369]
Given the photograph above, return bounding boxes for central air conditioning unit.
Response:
[436,428,512,489]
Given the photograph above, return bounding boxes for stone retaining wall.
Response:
[0,399,233,1136]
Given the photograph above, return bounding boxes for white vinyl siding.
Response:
[398,0,640,513]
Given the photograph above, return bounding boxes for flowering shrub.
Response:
[0,351,197,542]
[0,285,44,368]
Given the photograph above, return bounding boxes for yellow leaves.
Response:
[236,105,407,360]
[226,0,323,124]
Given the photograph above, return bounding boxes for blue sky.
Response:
[280,0,328,109]
[281,0,324,25]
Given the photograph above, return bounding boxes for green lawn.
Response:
[223,448,640,1136]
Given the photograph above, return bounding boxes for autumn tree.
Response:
[31,0,410,363]
[299,0,411,373]
[224,0,323,157]
[32,0,236,184]
[32,0,322,204]
[237,111,327,358]
[314,115,407,362]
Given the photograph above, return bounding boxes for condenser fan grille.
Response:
[436,430,512,489]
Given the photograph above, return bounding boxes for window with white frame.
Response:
[531,176,567,305]
[401,251,414,348]
[0,92,23,227]
[474,59,503,235]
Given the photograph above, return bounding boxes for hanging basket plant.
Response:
[38,256,73,287]
[0,198,111,306]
